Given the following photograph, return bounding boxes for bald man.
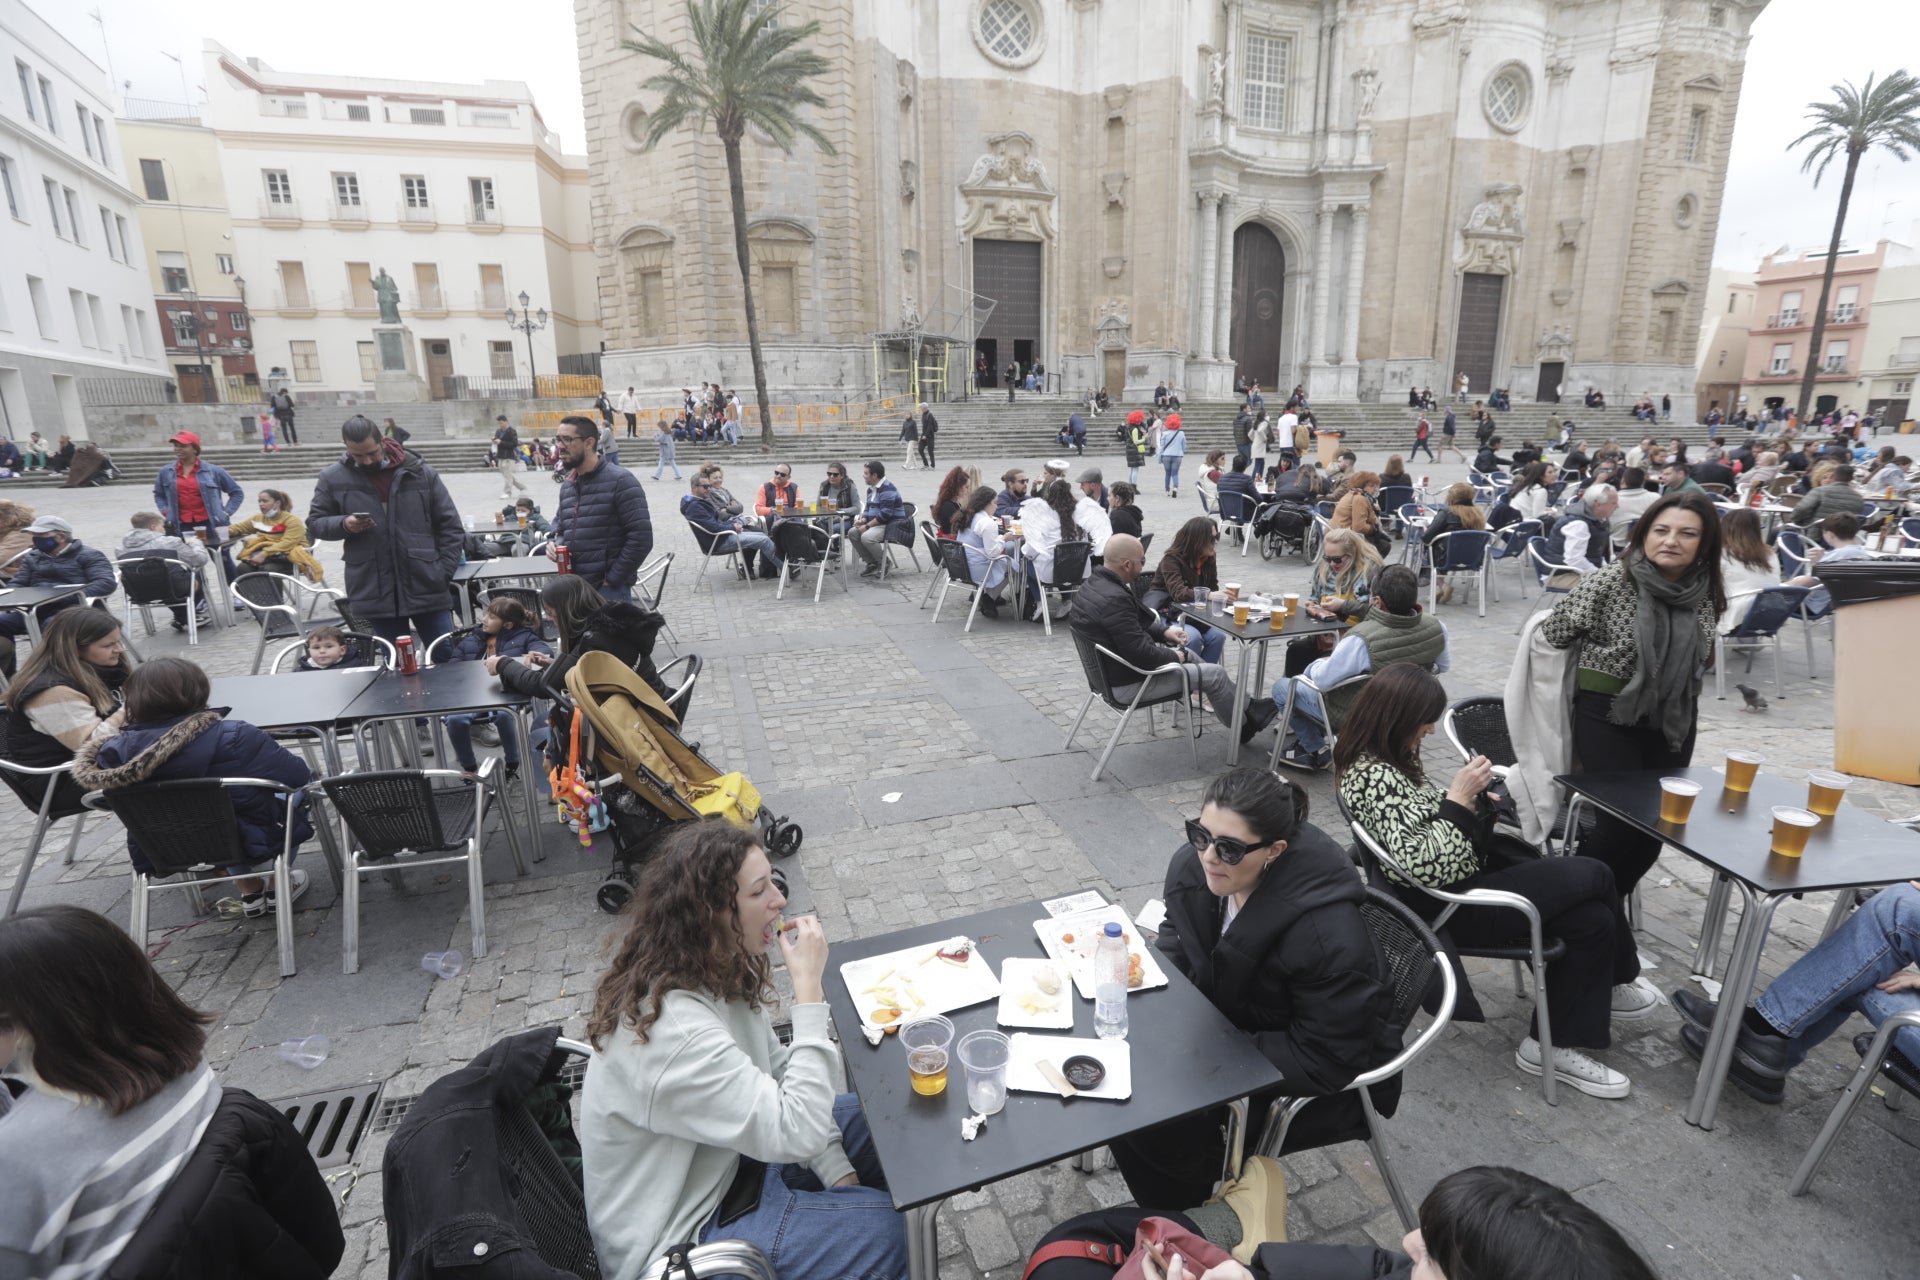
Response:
[1071,534,1277,745]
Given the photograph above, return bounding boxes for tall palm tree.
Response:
[1786,71,1920,419]
[626,0,836,450]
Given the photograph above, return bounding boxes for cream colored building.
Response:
[580,0,1766,409]
[1694,265,1755,420]
[1856,259,1918,429]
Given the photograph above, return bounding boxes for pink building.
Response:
[1741,239,1919,415]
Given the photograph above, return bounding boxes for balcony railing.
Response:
[475,291,509,312]
[257,196,303,223]
[1889,353,1920,369]
[409,288,447,314]
[1823,359,1849,374]
[272,288,316,312]
[468,206,500,226]
[399,203,437,227]
[1827,306,1866,325]
[329,200,369,223]
[1763,310,1803,329]
[1767,364,1795,377]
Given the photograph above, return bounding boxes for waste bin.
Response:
[1822,560,1920,784]
[1315,429,1344,468]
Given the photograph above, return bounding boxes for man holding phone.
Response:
[308,414,463,648]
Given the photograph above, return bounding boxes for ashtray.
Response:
[1061,1054,1106,1090]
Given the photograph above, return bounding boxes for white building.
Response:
[200,41,600,401]
[0,0,168,440]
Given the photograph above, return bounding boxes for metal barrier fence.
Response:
[442,374,606,400]
[80,377,179,406]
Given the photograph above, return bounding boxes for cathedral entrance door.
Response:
[1229,223,1283,392]
[1103,349,1126,399]
[973,239,1043,383]
[1453,273,1504,399]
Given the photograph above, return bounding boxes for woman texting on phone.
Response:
[580,819,906,1280]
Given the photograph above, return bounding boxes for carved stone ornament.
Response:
[1567,145,1593,175]
[1455,183,1525,275]
[958,131,1057,243]
[1205,48,1227,107]
[1538,325,1573,356]
[1557,218,1583,249]
[896,60,917,106]
[1102,172,1127,208]
[1096,299,1131,349]
[1102,255,1127,279]
[1609,43,1661,70]
[1411,1,1470,32]
[900,160,918,204]
[901,293,921,329]
[1546,56,1574,82]
[1103,84,1131,121]
[1353,67,1380,123]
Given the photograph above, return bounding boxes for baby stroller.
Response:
[558,652,802,914]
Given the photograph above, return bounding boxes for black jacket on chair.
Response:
[1156,825,1403,1152]
[103,1089,343,1280]
[1070,567,1183,690]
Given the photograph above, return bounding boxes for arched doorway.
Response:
[1228,223,1284,392]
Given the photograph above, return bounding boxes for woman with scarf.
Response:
[1542,491,1723,901]
[227,488,323,582]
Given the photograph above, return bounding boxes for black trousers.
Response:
[918,438,935,469]
[1391,852,1636,1049]
[1570,689,1697,897]
[275,412,298,444]
[624,412,638,437]
[1109,1087,1282,1210]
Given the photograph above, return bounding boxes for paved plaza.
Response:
[5,440,1917,1280]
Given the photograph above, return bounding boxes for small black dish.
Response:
[1061,1054,1106,1090]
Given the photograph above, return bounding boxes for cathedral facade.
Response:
[577,0,1767,408]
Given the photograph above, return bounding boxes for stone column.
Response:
[1195,191,1220,360]
[1308,202,1335,366]
[1341,204,1368,364]
[1213,196,1236,364]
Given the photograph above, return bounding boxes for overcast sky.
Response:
[38,0,1920,271]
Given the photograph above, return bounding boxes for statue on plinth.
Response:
[372,268,401,325]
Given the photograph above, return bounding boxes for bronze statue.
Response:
[371,267,401,324]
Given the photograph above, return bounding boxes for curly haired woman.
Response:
[580,819,907,1280]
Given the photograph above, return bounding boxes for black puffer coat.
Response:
[308,442,463,620]
[551,459,653,592]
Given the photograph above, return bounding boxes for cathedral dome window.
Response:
[1483,65,1531,133]
[974,0,1044,70]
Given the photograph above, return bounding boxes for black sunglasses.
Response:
[1185,819,1272,866]
[775,471,791,478]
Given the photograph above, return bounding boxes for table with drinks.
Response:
[1172,589,1348,765]
[1556,760,1920,1131]
[825,893,1282,1280]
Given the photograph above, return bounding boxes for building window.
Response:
[347,102,371,121]
[1683,107,1709,163]
[469,177,495,218]
[1834,284,1859,322]
[216,252,234,274]
[290,340,322,382]
[413,262,442,310]
[37,77,54,132]
[479,263,506,310]
[62,188,82,245]
[358,341,379,382]
[130,308,149,356]
[15,62,34,123]
[264,169,293,204]
[92,115,109,164]
[973,0,1043,69]
[230,310,247,331]
[77,105,95,157]
[115,215,130,264]
[333,172,362,206]
[140,158,169,201]
[278,100,308,118]
[70,291,94,347]
[26,276,53,338]
[1778,291,1802,326]
[1824,340,1849,373]
[0,155,18,220]
[159,251,190,293]
[1895,380,1914,395]
[746,0,777,25]
[762,265,797,333]
[403,175,430,208]
[409,107,446,125]
[489,340,516,378]
[470,110,511,127]
[42,179,61,236]
[99,207,116,260]
[169,308,197,347]
[279,261,311,309]
[347,261,376,309]
[638,269,665,338]
[1483,66,1531,132]
[1241,32,1290,132]
[1769,343,1792,375]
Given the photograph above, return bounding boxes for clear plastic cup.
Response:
[958,1029,1011,1116]
[1282,592,1300,615]
[1806,770,1851,817]
[1658,777,1702,824]
[1724,751,1763,792]
[900,1015,954,1097]
[279,1034,330,1070]
[1770,806,1819,857]
[421,950,465,979]
[1193,587,1209,609]
[1208,592,1225,618]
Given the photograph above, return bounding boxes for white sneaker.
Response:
[1611,976,1663,1020]
[1515,1036,1631,1099]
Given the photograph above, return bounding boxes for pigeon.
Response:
[1736,683,1769,713]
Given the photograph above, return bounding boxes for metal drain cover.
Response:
[277,1083,383,1169]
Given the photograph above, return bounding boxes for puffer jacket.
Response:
[307,441,463,620]
[1070,566,1183,690]
[74,710,314,873]
[551,458,653,591]
[14,539,117,599]
[448,624,551,664]
[496,602,666,706]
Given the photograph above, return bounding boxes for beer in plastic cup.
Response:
[1806,770,1850,817]
[1770,806,1819,857]
[1269,607,1285,631]
[901,1015,954,1097]
[1724,750,1763,792]
[1658,777,1702,824]
[1223,582,1242,603]
[1283,592,1300,615]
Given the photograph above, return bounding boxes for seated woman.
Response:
[443,598,551,778]
[952,485,1017,619]
[932,465,970,534]
[1420,482,1488,606]
[228,488,321,582]
[75,657,315,915]
[1378,454,1412,491]
[1717,507,1782,632]
[1107,481,1143,539]
[581,819,907,1280]
[1336,664,1654,1100]
[1505,461,1559,524]
[1148,517,1226,664]
[0,905,343,1279]
[493,575,667,716]
[1016,479,1085,598]
[0,607,128,813]
[1109,768,1398,1209]
[1330,470,1389,557]
[1309,528,1382,622]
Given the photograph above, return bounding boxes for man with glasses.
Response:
[548,414,653,601]
[995,469,1029,520]
[682,474,781,579]
[753,465,800,520]
[1072,534,1278,744]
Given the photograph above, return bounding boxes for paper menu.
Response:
[1042,890,1109,917]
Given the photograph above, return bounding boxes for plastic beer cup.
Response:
[1233,601,1249,626]
[1724,750,1763,792]
[1806,770,1850,817]
[1283,592,1300,615]
[1770,806,1819,857]
[901,1015,954,1097]
[1658,777,1702,824]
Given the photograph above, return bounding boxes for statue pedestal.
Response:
[372,325,428,402]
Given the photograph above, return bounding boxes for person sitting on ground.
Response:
[1330,470,1389,557]
[1017,479,1086,599]
[228,488,322,582]
[1107,768,1397,1209]
[1151,518,1227,664]
[442,598,550,780]
[1671,880,1920,1105]
[0,608,127,814]
[953,486,1015,619]
[1419,482,1488,606]
[293,624,372,672]
[580,819,908,1280]
[930,466,970,533]
[1215,456,1261,529]
[753,463,802,520]
[0,905,344,1279]
[1473,437,1511,473]
[75,658,315,917]
[683,474,782,580]
[0,516,116,678]
[994,468,1030,520]
[0,500,32,581]
[1338,663,1655,1099]
[1541,483,1619,585]
[1107,481,1143,540]
[1791,463,1865,528]
[1072,535,1276,744]
[116,511,211,633]
[846,460,906,579]
[1274,566,1448,771]
[1058,412,1088,454]
[1310,528,1383,622]
[1692,446,1737,490]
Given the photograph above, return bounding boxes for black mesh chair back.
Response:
[99,779,253,876]
[1358,888,1446,1031]
[1444,695,1517,769]
[1140,531,1155,555]
[497,1099,601,1278]
[1732,585,1812,640]
[936,537,981,588]
[322,772,466,857]
[684,517,725,555]
[773,520,829,565]
[118,556,193,606]
[1052,539,1093,589]
[885,502,920,550]
[1070,630,1119,707]
[231,571,301,639]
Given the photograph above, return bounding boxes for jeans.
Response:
[714,531,781,577]
[1755,883,1920,1068]
[1111,660,1240,729]
[1276,679,1329,753]
[598,583,633,602]
[445,710,519,773]
[700,1093,908,1280]
[653,440,682,480]
[722,420,739,445]
[1162,456,1183,493]
[1181,623,1225,665]
[1570,690,1697,897]
[1411,437,1435,459]
[366,611,457,654]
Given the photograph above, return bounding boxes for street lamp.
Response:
[505,290,548,397]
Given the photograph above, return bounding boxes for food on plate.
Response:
[1127,953,1145,989]
[933,937,975,967]
[872,1006,902,1025]
[1060,932,1075,945]
[1033,964,1062,996]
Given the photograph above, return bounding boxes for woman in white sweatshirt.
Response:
[581,819,907,1280]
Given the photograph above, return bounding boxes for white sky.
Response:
[35,0,1920,270]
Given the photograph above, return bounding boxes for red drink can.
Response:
[397,635,419,674]
[555,544,573,574]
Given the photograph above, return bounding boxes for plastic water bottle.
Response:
[1094,922,1129,1040]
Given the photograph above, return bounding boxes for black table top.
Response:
[1173,601,1348,645]
[1556,766,1920,895]
[452,556,557,583]
[208,670,383,731]
[340,661,533,721]
[825,899,1282,1212]
[0,584,87,609]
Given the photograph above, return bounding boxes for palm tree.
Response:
[626,0,836,450]
[1786,71,1920,419]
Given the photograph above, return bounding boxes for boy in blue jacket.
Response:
[442,598,550,778]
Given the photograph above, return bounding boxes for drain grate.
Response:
[278,1083,383,1169]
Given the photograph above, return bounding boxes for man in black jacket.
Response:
[1690,446,1737,491]
[548,415,653,600]
[1071,535,1276,743]
[917,402,938,470]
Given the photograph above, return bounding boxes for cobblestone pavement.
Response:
[5,443,1917,1279]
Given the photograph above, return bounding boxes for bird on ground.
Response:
[1736,683,1769,713]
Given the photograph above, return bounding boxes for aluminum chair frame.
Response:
[1423,529,1492,617]
[931,539,1011,633]
[1714,585,1812,700]
[633,553,682,655]
[267,632,399,675]
[879,502,923,581]
[1268,670,1370,771]
[685,517,757,585]
[1789,1010,1920,1196]
[1486,519,1544,600]
[773,520,846,604]
[1032,539,1092,637]
[229,572,352,674]
[917,521,949,609]
[116,556,205,644]
[1,757,91,917]
[1063,635,1200,782]
[1514,537,1574,634]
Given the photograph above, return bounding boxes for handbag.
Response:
[1023,1214,1234,1280]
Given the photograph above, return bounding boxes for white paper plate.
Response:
[1006,1033,1133,1101]
[996,957,1075,1029]
[839,938,1001,1034]
[1033,905,1170,1000]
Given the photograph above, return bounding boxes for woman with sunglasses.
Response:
[818,461,858,538]
[1109,768,1399,1210]
[1310,527,1382,621]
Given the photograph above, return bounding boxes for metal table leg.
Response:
[1223,636,1253,765]
[1692,873,1733,978]
[903,1201,944,1280]
[508,705,543,861]
[1685,885,1788,1130]
[203,553,235,628]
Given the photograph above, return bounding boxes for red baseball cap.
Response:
[168,431,202,447]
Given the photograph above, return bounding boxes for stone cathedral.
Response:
[578,0,1765,409]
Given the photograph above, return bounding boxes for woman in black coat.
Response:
[1109,768,1401,1210]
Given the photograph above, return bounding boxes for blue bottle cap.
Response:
[1104,921,1123,937]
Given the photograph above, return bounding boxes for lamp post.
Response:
[505,291,548,398]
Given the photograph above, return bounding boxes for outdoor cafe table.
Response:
[0,584,86,644]
[451,555,559,623]
[825,899,1282,1280]
[1554,765,1920,1131]
[1172,602,1348,765]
